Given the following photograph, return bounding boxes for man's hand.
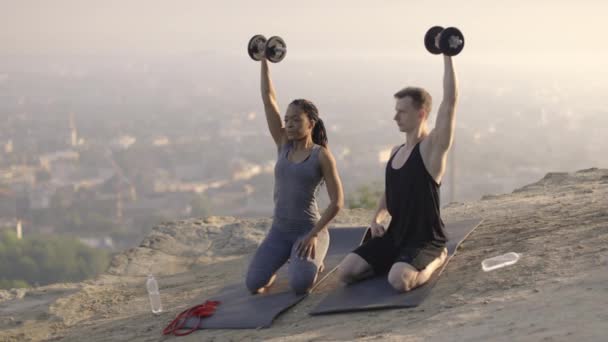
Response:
[370,222,386,238]
[296,232,318,259]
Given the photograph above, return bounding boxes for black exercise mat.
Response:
[309,218,484,315]
[180,226,367,329]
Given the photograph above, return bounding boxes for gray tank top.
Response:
[273,141,323,224]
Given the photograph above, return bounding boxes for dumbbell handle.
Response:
[255,43,285,53]
[434,34,464,48]
[447,36,464,48]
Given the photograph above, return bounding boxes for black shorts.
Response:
[352,234,446,275]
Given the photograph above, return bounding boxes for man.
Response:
[338,54,457,292]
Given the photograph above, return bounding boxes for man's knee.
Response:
[337,253,370,284]
[337,265,356,284]
[387,266,418,292]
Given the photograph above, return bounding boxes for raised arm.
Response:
[261,59,287,147]
[430,55,458,151]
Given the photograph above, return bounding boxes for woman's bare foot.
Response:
[255,274,277,294]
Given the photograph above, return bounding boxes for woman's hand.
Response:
[296,232,318,259]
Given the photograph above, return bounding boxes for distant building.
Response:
[78,236,115,249]
[39,150,79,170]
[69,112,79,147]
[152,136,170,146]
[111,135,136,150]
[4,140,13,154]
[378,147,393,163]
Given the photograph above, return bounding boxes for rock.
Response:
[9,288,27,300]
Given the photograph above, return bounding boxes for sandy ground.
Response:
[1,168,607,342]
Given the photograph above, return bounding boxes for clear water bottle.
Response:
[481,252,520,272]
[146,274,163,314]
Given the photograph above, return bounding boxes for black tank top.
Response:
[385,142,447,248]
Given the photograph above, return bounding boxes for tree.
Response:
[189,194,212,218]
[346,183,383,210]
[0,231,110,289]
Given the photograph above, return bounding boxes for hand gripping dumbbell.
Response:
[424,26,465,56]
[248,35,287,63]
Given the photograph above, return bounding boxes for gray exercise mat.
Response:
[180,226,367,329]
[309,218,484,315]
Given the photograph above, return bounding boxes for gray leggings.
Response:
[245,221,330,295]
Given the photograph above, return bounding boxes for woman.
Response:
[245,57,344,295]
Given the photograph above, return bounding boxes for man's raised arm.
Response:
[431,56,458,151]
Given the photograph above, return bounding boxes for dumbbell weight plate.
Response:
[439,27,465,56]
[248,34,267,61]
[265,36,287,63]
[424,26,444,55]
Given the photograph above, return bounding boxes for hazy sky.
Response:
[1,1,607,202]
[2,0,607,62]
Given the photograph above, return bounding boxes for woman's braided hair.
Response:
[289,99,328,147]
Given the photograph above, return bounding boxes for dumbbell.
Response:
[247,35,287,63]
[424,26,465,56]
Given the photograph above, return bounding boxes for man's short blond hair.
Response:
[394,87,432,115]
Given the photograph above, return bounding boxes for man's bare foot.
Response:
[439,248,448,264]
